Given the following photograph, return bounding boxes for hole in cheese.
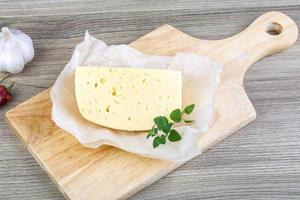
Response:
[100,78,106,84]
[106,105,110,112]
[111,87,116,96]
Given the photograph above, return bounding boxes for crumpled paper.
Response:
[50,32,223,162]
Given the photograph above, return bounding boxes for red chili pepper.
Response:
[0,82,14,107]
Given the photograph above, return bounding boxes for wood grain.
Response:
[0,1,300,200]
[4,11,298,200]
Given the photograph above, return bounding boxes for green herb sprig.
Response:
[147,104,195,148]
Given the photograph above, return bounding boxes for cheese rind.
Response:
[75,67,182,131]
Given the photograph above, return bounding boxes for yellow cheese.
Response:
[75,67,182,131]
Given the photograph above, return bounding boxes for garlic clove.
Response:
[0,27,34,74]
[11,29,34,63]
[0,45,25,74]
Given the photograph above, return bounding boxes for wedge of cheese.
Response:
[75,67,182,131]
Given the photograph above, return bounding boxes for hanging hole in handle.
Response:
[266,22,283,35]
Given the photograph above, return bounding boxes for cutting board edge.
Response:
[4,112,72,200]
[121,162,183,199]
[6,88,51,116]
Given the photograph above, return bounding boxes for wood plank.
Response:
[0,5,299,200]
[0,0,299,17]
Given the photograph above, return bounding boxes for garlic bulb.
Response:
[0,27,34,74]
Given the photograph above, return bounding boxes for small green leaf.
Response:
[168,129,181,142]
[162,122,173,134]
[153,128,158,134]
[183,104,195,115]
[183,119,194,123]
[154,116,168,130]
[160,135,166,144]
[146,133,151,139]
[153,136,161,148]
[170,109,182,122]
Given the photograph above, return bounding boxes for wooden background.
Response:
[0,0,299,199]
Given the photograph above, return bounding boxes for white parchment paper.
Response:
[50,32,223,162]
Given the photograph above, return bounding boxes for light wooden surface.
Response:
[0,1,299,200]
[6,11,297,200]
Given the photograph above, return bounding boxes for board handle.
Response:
[229,11,298,69]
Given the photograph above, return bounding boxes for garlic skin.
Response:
[0,27,34,74]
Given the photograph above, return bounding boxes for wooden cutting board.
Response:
[5,11,298,200]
